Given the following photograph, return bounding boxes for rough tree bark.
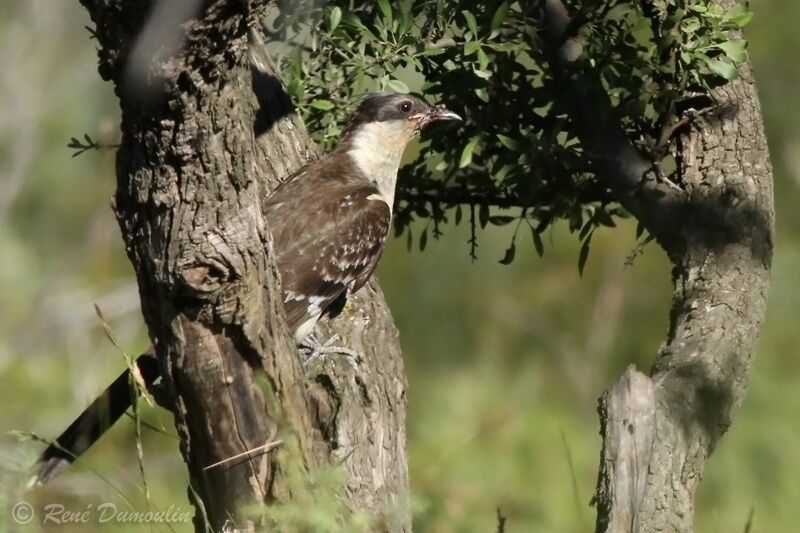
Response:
[533,0,773,531]
[79,1,409,531]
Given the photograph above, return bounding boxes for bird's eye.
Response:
[399,101,412,113]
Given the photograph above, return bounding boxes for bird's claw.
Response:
[300,334,361,371]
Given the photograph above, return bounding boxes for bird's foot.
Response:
[300,334,362,371]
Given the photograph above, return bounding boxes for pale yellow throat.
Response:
[346,120,416,211]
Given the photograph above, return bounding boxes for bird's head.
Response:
[339,92,461,149]
[337,92,460,210]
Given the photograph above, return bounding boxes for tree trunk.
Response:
[79,1,409,531]
[532,1,773,530]
[618,58,772,532]
[594,58,773,531]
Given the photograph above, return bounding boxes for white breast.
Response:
[347,121,409,212]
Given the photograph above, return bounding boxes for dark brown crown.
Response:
[340,92,429,138]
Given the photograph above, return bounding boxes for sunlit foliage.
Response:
[268,0,751,266]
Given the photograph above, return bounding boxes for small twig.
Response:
[427,37,457,50]
[335,447,357,466]
[743,506,755,533]
[650,164,683,192]
[625,234,656,268]
[203,440,284,471]
[496,508,507,533]
[655,102,719,155]
[561,426,587,528]
[67,134,120,158]
[655,114,690,154]
[468,203,478,261]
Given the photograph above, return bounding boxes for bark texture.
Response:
[79,1,409,530]
[634,57,773,531]
[532,0,773,531]
[592,58,772,532]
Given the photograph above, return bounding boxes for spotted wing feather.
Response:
[265,173,391,334]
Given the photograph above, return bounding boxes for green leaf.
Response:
[385,79,410,93]
[717,40,748,63]
[726,5,754,27]
[397,9,412,35]
[309,99,335,110]
[378,0,393,24]
[287,78,303,101]
[491,2,510,31]
[474,87,489,102]
[479,203,489,228]
[459,136,480,168]
[569,208,583,232]
[605,3,633,22]
[499,242,516,264]
[594,208,616,227]
[496,134,525,152]
[579,218,593,241]
[494,164,512,181]
[707,4,725,19]
[464,41,480,56]
[578,236,591,276]
[462,10,478,36]
[489,216,514,226]
[422,80,441,92]
[328,7,342,31]
[682,17,701,34]
[340,11,365,28]
[531,228,544,257]
[477,48,489,70]
[706,57,739,80]
[488,42,519,53]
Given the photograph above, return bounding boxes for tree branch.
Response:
[530,0,684,245]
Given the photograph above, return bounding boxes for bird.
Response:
[29,92,461,486]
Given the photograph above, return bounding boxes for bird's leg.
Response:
[300,333,362,371]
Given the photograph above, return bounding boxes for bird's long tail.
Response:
[30,350,160,486]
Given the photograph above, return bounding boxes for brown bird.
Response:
[30,92,460,486]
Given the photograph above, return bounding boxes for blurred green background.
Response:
[0,1,797,531]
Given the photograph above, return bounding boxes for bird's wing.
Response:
[265,180,391,333]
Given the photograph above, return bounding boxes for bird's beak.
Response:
[426,104,462,123]
[411,104,462,132]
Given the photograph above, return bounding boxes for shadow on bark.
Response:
[251,66,295,136]
[677,191,773,265]
[657,359,735,448]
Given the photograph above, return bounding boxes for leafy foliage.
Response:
[267,0,751,265]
